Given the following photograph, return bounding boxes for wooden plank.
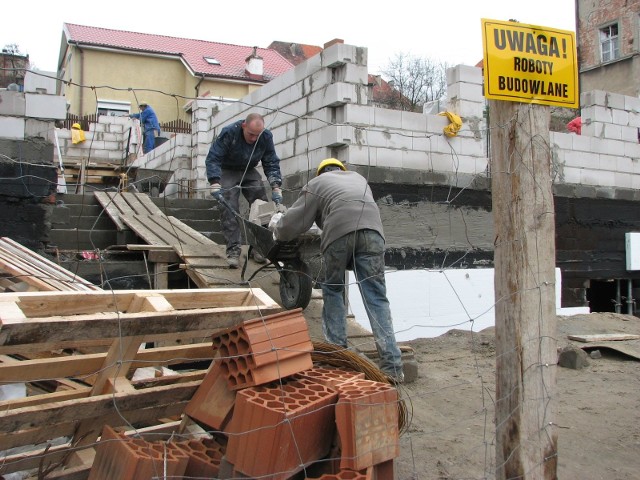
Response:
[0,381,199,434]
[0,289,281,350]
[123,192,163,215]
[117,213,167,245]
[93,191,127,231]
[0,343,213,383]
[0,397,189,473]
[568,333,640,342]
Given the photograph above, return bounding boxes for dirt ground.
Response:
[302,297,640,479]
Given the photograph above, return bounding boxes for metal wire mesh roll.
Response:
[311,341,411,434]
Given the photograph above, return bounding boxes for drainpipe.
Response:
[77,45,85,115]
[627,279,634,315]
[195,75,205,98]
[615,279,621,314]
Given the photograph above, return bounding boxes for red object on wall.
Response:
[212,308,314,390]
[335,379,400,471]
[567,116,582,134]
[225,375,339,479]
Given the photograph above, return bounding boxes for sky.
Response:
[3,1,576,75]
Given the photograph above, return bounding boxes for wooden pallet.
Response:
[0,237,101,292]
[94,192,236,287]
[0,288,282,479]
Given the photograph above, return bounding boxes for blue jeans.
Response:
[321,229,403,377]
[219,168,268,256]
[142,128,159,154]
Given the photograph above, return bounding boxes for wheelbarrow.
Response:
[216,195,320,310]
[240,218,320,310]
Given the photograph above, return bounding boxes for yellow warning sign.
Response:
[481,19,578,108]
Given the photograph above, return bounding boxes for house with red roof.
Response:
[58,23,294,123]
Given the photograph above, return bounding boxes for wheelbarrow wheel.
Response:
[279,260,313,310]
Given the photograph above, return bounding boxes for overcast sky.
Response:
[3,1,576,75]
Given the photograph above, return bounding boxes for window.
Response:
[96,99,131,117]
[600,23,620,62]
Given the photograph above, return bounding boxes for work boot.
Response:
[251,250,267,264]
[227,253,240,269]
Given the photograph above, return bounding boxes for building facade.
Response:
[576,0,640,96]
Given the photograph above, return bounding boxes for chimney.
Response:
[245,46,264,78]
[323,38,344,49]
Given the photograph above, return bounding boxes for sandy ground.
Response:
[309,303,640,479]
[248,264,640,479]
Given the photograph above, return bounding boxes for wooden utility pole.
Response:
[490,100,558,479]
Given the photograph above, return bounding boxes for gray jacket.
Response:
[273,170,384,252]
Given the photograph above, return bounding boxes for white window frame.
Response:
[97,99,131,117]
[600,23,620,63]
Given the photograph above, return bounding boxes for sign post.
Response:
[483,18,567,480]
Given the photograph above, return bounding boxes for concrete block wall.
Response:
[0,90,64,141]
[184,45,488,199]
[551,90,640,193]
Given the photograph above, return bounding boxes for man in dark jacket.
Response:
[129,102,161,154]
[271,158,404,382]
[205,113,282,268]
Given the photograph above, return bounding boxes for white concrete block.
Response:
[628,111,640,128]
[24,93,66,120]
[373,108,403,129]
[402,150,429,170]
[339,63,369,85]
[447,82,484,103]
[411,134,433,152]
[564,150,599,169]
[625,95,640,113]
[401,111,427,132]
[339,104,375,126]
[345,145,378,167]
[604,123,623,140]
[581,168,615,187]
[475,157,489,175]
[307,83,358,111]
[625,140,640,159]
[375,148,403,168]
[590,137,624,156]
[321,43,363,68]
[614,172,633,188]
[605,92,626,110]
[445,98,485,118]
[550,131,573,150]
[0,117,25,140]
[592,105,613,123]
[621,126,639,143]
[25,119,51,139]
[24,70,57,94]
[581,90,607,108]
[425,114,449,134]
[612,109,629,126]
[616,155,635,173]
[582,121,604,138]
[446,65,483,86]
[0,91,26,116]
[561,166,581,184]
[571,134,591,152]
[429,152,456,172]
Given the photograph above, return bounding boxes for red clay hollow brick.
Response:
[174,437,225,478]
[88,425,188,480]
[225,375,339,480]
[299,366,366,389]
[335,379,400,471]
[184,359,236,430]
[212,308,313,390]
[308,469,370,479]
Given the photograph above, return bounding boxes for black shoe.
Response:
[252,251,267,264]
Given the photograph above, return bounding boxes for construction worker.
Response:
[206,113,282,268]
[270,158,404,382]
[129,102,161,154]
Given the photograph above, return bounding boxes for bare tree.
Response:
[381,53,449,112]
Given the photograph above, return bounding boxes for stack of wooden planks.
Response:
[0,288,282,479]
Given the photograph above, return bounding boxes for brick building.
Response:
[576,0,640,96]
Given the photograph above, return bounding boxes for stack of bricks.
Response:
[88,308,401,479]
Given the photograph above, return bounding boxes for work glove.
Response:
[268,212,283,232]
[271,187,283,205]
[210,183,222,201]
